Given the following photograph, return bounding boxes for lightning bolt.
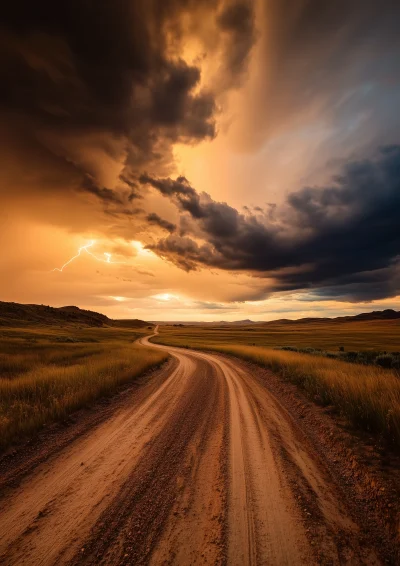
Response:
[52,240,125,272]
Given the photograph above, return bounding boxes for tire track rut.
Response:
[0,329,386,565]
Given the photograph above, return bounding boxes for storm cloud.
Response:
[239,0,400,151]
[142,146,400,301]
[146,213,176,234]
[0,0,255,208]
[2,0,400,315]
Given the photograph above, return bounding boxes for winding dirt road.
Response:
[0,329,384,565]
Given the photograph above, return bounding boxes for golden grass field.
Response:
[0,325,167,450]
[157,319,400,352]
[154,321,400,447]
[2,318,399,451]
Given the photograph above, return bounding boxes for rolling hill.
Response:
[260,309,400,326]
[0,301,149,328]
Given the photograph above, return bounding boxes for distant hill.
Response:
[153,309,400,327]
[260,309,400,326]
[344,309,400,322]
[214,319,255,326]
[151,320,256,326]
[114,319,152,329]
[0,301,149,328]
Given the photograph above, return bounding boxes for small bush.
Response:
[376,354,394,369]
[342,351,359,362]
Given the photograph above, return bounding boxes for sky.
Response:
[1,0,400,321]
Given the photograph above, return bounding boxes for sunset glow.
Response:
[1,0,399,321]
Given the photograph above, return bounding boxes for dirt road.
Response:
[0,330,385,565]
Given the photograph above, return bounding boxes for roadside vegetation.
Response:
[278,346,400,369]
[154,323,400,448]
[0,326,167,450]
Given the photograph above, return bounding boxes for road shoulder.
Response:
[0,358,174,494]
[217,353,400,564]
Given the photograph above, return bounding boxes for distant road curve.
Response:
[0,327,381,565]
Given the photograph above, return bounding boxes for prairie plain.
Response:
[154,318,400,352]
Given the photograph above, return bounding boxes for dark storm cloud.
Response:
[139,174,205,218]
[143,146,400,301]
[1,2,213,132]
[193,300,238,311]
[139,175,195,198]
[3,0,400,309]
[119,175,142,202]
[80,176,124,205]
[146,213,176,233]
[149,61,216,139]
[149,236,217,272]
[0,0,255,208]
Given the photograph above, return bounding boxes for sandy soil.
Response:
[0,329,396,565]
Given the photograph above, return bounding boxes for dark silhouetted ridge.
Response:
[260,310,400,326]
[0,301,149,328]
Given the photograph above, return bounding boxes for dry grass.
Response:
[154,326,400,447]
[0,326,167,450]
[158,319,400,352]
[219,346,400,445]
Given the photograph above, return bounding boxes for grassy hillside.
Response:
[0,301,150,329]
[0,324,167,450]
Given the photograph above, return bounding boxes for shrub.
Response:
[376,354,394,369]
[341,351,359,362]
